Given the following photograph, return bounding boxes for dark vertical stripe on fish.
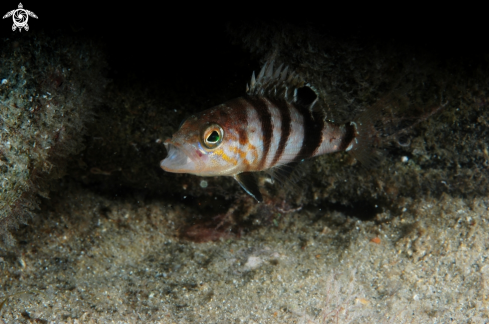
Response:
[232,98,250,147]
[269,98,291,167]
[244,96,272,170]
[293,106,324,162]
[338,122,356,151]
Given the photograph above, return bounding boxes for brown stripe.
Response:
[338,122,356,151]
[230,98,249,147]
[243,96,272,170]
[269,98,291,167]
[293,105,325,162]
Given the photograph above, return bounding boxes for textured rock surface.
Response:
[0,33,106,246]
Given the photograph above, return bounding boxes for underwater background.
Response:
[1,7,489,323]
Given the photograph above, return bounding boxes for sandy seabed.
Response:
[1,184,488,324]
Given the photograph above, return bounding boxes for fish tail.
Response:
[346,107,383,168]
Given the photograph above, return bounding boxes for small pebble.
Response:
[370,237,381,244]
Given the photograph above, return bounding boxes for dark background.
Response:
[1,4,487,84]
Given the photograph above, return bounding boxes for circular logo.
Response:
[13,9,28,28]
[3,3,38,32]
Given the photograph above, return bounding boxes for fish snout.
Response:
[160,142,199,174]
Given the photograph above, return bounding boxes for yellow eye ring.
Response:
[201,124,224,149]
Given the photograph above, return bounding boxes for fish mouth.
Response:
[160,142,199,174]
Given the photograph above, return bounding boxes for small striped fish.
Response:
[160,61,378,202]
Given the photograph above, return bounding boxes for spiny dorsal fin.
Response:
[265,60,274,79]
[280,66,289,81]
[273,63,283,79]
[257,62,268,80]
[247,61,317,111]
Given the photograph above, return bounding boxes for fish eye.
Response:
[207,131,220,143]
[202,124,224,149]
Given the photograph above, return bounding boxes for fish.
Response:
[160,61,379,202]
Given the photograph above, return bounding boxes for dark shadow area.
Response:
[323,200,382,221]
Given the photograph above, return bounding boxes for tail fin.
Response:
[347,107,383,168]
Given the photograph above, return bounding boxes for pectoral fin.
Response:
[234,172,263,203]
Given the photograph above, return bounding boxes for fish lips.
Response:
[160,140,201,174]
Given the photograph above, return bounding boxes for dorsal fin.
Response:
[273,63,283,79]
[247,61,320,114]
[265,60,274,78]
[257,62,267,80]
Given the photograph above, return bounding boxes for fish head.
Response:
[160,105,242,176]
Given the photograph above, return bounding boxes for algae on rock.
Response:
[0,33,107,246]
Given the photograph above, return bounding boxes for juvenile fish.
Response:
[160,61,378,202]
